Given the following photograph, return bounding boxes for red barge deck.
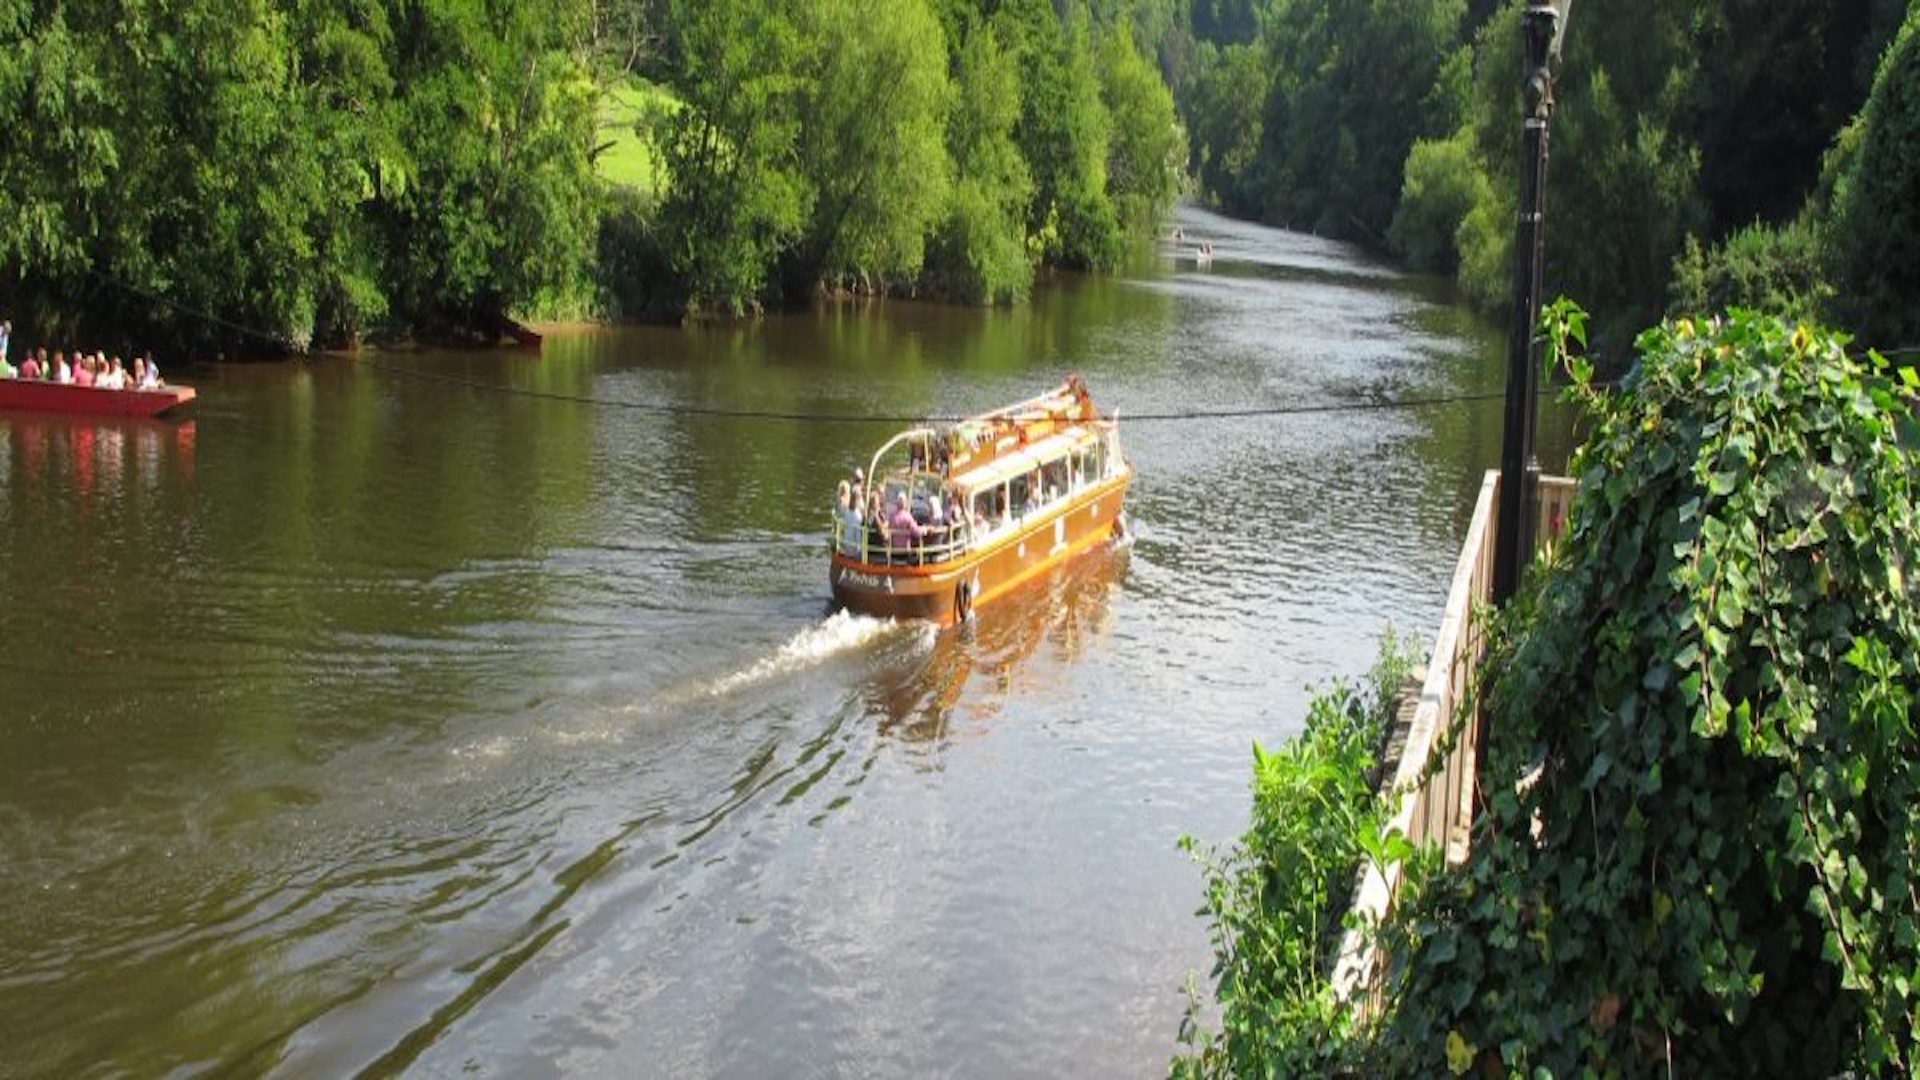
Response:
[0,380,196,418]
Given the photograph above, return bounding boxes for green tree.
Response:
[998,0,1120,270]
[1668,218,1833,325]
[926,22,1034,304]
[1829,5,1920,349]
[784,0,952,296]
[380,0,599,336]
[651,0,810,313]
[1388,133,1489,273]
[1255,0,1465,241]
[1181,40,1270,217]
[1097,24,1182,237]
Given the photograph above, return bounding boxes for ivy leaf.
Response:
[1445,1030,1476,1077]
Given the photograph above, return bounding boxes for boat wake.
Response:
[706,610,928,697]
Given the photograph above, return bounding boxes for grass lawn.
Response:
[597,79,673,196]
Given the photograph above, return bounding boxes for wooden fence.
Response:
[1329,470,1575,1011]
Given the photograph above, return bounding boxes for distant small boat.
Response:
[0,379,196,417]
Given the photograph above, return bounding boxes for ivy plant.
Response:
[1377,307,1920,1076]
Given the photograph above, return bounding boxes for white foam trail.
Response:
[707,610,925,696]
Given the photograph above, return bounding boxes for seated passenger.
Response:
[141,352,162,388]
[19,351,41,381]
[52,351,72,384]
[73,356,95,387]
[888,495,923,552]
[106,357,127,390]
[868,491,890,552]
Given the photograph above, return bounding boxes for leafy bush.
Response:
[1453,192,1512,313]
[1175,635,1416,1079]
[1668,216,1834,324]
[1380,308,1920,1075]
[1390,134,1492,273]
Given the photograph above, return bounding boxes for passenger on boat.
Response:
[106,357,128,390]
[0,354,13,379]
[73,355,95,388]
[19,350,41,380]
[52,351,72,384]
[867,490,889,551]
[888,493,923,554]
[834,481,863,555]
[850,466,866,511]
[0,319,10,364]
[141,352,162,389]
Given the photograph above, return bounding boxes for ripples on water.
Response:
[0,206,1571,1076]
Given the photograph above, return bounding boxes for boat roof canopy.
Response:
[951,427,1096,494]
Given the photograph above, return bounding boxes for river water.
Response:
[0,207,1570,1077]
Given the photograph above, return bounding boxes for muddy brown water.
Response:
[0,206,1572,1077]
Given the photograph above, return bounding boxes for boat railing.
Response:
[831,514,976,567]
[1329,470,1576,1015]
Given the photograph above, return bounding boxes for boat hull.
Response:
[0,380,196,417]
[829,472,1130,626]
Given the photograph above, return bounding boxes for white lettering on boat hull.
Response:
[837,567,892,592]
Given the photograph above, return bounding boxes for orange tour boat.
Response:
[828,376,1132,625]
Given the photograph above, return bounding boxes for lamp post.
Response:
[1492,2,1563,605]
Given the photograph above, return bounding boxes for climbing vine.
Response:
[1375,307,1920,1075]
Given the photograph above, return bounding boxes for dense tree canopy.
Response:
[642,0,1179,314]
[1830,5,1920,349]
[0,0,1185,342]
[1175,0,1912,346]
[0,0,599,352]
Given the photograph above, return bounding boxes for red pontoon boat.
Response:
[0,380,196,417]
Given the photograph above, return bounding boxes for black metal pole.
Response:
[1492,3,1560,605]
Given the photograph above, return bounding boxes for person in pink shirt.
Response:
[73,355,95,387]
[20,351,42,380]
[888,492,923,556]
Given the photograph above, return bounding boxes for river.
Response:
[0,207,1571,1077]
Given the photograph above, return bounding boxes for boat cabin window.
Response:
[1041,458,1067,502]
[1009,474,1033,517]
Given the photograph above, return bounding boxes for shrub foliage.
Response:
[1380,308,1920,1075]
[1174,636,1415,1078]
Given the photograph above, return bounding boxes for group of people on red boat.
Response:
[0,321,165,391]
